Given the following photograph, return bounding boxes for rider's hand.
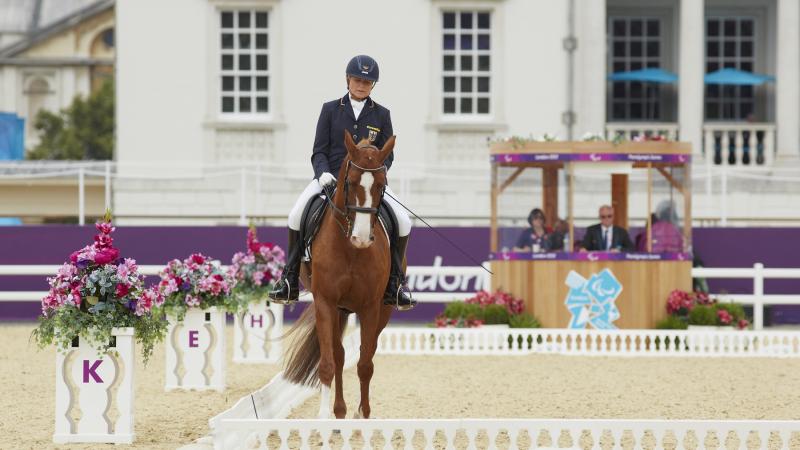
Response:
[318,172,336,188]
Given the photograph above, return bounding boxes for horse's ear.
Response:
[379,135,396,162]
[344,130,358,157]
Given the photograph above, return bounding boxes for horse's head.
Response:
[337,130,395,249]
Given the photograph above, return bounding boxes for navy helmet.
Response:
[346,55,379,82]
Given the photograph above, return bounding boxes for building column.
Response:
[776,0,800,162]
[575,0,606,138]
[678,0,704,158]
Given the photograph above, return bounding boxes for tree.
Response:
[27,79,114,160]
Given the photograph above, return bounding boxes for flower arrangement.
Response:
[657,288,750,330]
[31,214,167,363]
[154,253,234,320]
[434,289,539,328]
[227,226,285,311]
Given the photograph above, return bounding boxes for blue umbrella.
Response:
[608,68,678,84]
[704,68,775,85]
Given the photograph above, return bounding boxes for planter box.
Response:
[54,327,135,444]
[233,301,283,364]
[165,307,226,391]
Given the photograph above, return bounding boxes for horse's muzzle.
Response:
[350,235,373,249]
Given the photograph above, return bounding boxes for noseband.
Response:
[323,159,387,239]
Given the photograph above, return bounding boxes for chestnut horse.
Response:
[284,131,396,419]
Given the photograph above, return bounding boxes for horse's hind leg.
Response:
[314,299,338,419]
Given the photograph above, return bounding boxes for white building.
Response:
[115,0,800,226]
[0,0,115,150]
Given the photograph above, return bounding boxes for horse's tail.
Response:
[283,305,349,387]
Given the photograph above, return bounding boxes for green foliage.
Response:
[27,79,114,160]
[688,304,717,326]
[716,302,745,320]
[482,304,510,325]
[31,297,167,365]
[508,312,541,329]
[655,315,688,330]
[443,302,483,321]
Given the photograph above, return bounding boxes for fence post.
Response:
[104,160,111,211]
[753,263,764,330]
[720,167,728,227]
[78,167,85,226]
[239,167,247,226]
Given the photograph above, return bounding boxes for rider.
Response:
[268,54,416,311]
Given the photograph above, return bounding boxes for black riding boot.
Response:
[383,235,416,310]
[268,229,301,304]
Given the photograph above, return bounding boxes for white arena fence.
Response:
[3,263,800,331]
[213,418,800,450]
[376,327,800,358]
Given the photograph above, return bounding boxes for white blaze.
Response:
[351,172,374,243]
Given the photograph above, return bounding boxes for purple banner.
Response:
[491,153,691,163]
[2,225,800,324]
[490,251,691,261]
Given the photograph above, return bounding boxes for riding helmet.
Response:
[346,55,379,82]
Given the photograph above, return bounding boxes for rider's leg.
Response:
[381,186,416,310]
[269,180,322,303]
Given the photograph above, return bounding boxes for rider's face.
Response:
[347,76,374,101]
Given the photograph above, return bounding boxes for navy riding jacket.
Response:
[311,94,394,180]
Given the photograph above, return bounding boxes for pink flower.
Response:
[190,253,206,265]
[737,319,750,330]
[116,283,130,298]
[96,221,114,235]
[185,294,200,307]
[94,247,119,265]
[717,309,733,325]
[252,270,265,286]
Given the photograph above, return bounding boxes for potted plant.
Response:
[228,225,285,363]
[656,288,750,331]
[154,253,233,391]
[32,214,167,444]
[433,289,539,329]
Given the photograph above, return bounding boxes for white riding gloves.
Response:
[318,172,336,188]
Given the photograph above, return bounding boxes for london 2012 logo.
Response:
[563,269,622,329]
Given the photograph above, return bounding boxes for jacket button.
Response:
[353,124,358,129]
[353,134,358,140]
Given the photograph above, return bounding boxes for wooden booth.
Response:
[490,140,692,329]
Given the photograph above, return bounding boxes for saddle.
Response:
[298,189,397,264]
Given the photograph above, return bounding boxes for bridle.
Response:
[322,158,387,240]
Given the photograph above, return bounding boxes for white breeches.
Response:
[287,179,411,237]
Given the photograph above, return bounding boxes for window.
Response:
[220,10,269,115]
[608,17,663,120]
[705,17,755,120]
[442,11,491,116]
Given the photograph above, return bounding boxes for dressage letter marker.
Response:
[234,302,283,364]
[165,308,226,391]
[54,328,134,444]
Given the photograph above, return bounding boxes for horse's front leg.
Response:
[314,298,338,419]
[333,311,347,419]
[355,313,378,419]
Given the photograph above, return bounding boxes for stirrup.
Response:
[268,277,299,304]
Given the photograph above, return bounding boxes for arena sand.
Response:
[3,323,800,449]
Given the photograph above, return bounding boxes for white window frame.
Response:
[704,15,757,121]
[211,4,275,123]
[430,1,503,127]
[607,16,665,121]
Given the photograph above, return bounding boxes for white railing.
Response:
[377,327,800,357]
[214,418,800,450]
[0,264,488,304]
[2,263,798,331]
[605,122,680,141]
[703,122,776,167]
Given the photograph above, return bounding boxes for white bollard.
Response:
[233,301,283,364]
[165,307,226,391]
[54,327,135,444]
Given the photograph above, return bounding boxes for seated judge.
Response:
[513,208,552,252]
[580,205,634,252]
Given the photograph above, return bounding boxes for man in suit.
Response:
[580,205,634,252]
